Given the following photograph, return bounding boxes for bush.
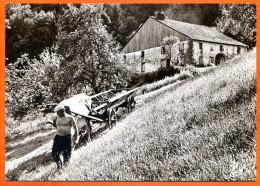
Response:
[128,66,180,87]
[5,49,63,120]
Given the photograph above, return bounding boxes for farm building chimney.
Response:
[156,13,165,20]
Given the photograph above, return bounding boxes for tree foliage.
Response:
[5,48,63,119]
[216,4,256,48]
[5,4,57,65]
[5,4,131,119]
[104,4,168,47]
[55,4,129,95]
[162,36,180,63]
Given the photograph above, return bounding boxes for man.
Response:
[52,104,79,169]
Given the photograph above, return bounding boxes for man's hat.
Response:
[54,104,65,112]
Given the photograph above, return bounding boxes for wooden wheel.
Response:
[128,96,136,112]
[108,108,117,129]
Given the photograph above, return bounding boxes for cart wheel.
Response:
[129,97,136,111]
[108,109,117,129]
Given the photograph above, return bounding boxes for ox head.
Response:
[39,103,72,116]
[39,103,72,127]
[38,104,58,116]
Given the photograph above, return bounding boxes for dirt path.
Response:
[5,120,111,179]
[5,130,55,160]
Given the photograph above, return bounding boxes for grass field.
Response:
[18,49,256,181]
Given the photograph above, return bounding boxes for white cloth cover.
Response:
[59,94,92,116]
[54,104,65,112]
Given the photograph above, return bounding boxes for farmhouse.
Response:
[121,14,248,73]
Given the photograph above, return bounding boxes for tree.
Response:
[5,4,133,119]
[104,4,169,47]
[5,4,57,65]
[216,4,256,48]
[55,4,128,96]
[161,36,180,64]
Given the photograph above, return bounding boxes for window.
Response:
[161,46,166,54]
[237,47,241,54]
[160,59,164,68]
[210,57,214,64]
[179,43,184,51]
[141,51,145,58]
[199,43,203,49]
[166,59,171,68]
[199,56,203,65]
[220,45,224,52]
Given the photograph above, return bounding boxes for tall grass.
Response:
[136,66,213,95]
[24,49,256,181]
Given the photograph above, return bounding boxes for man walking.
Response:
[52,104,79,169]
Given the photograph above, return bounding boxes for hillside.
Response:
[13,49,256,181]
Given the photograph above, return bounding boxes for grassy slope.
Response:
[46,49,256,181]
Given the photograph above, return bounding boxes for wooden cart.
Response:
[41,87,140,142]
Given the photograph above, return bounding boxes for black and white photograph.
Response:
[4,3,256,181]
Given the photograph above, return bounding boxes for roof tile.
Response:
[152,17,247,47]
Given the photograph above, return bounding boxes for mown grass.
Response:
[26,49,256,181]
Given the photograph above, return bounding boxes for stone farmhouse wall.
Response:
[122,40,247,73]
[192,41,247,66]
[123,40,192,73]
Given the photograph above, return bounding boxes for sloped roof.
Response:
[151,16,247,47]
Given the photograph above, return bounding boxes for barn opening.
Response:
[215,53,225,65]
[141,51,145,58]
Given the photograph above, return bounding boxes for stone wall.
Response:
[123,46,162,73]
[123,40,192,73]
[193,41,247,66]
[170,40,193,65]
[122,40,247,73]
